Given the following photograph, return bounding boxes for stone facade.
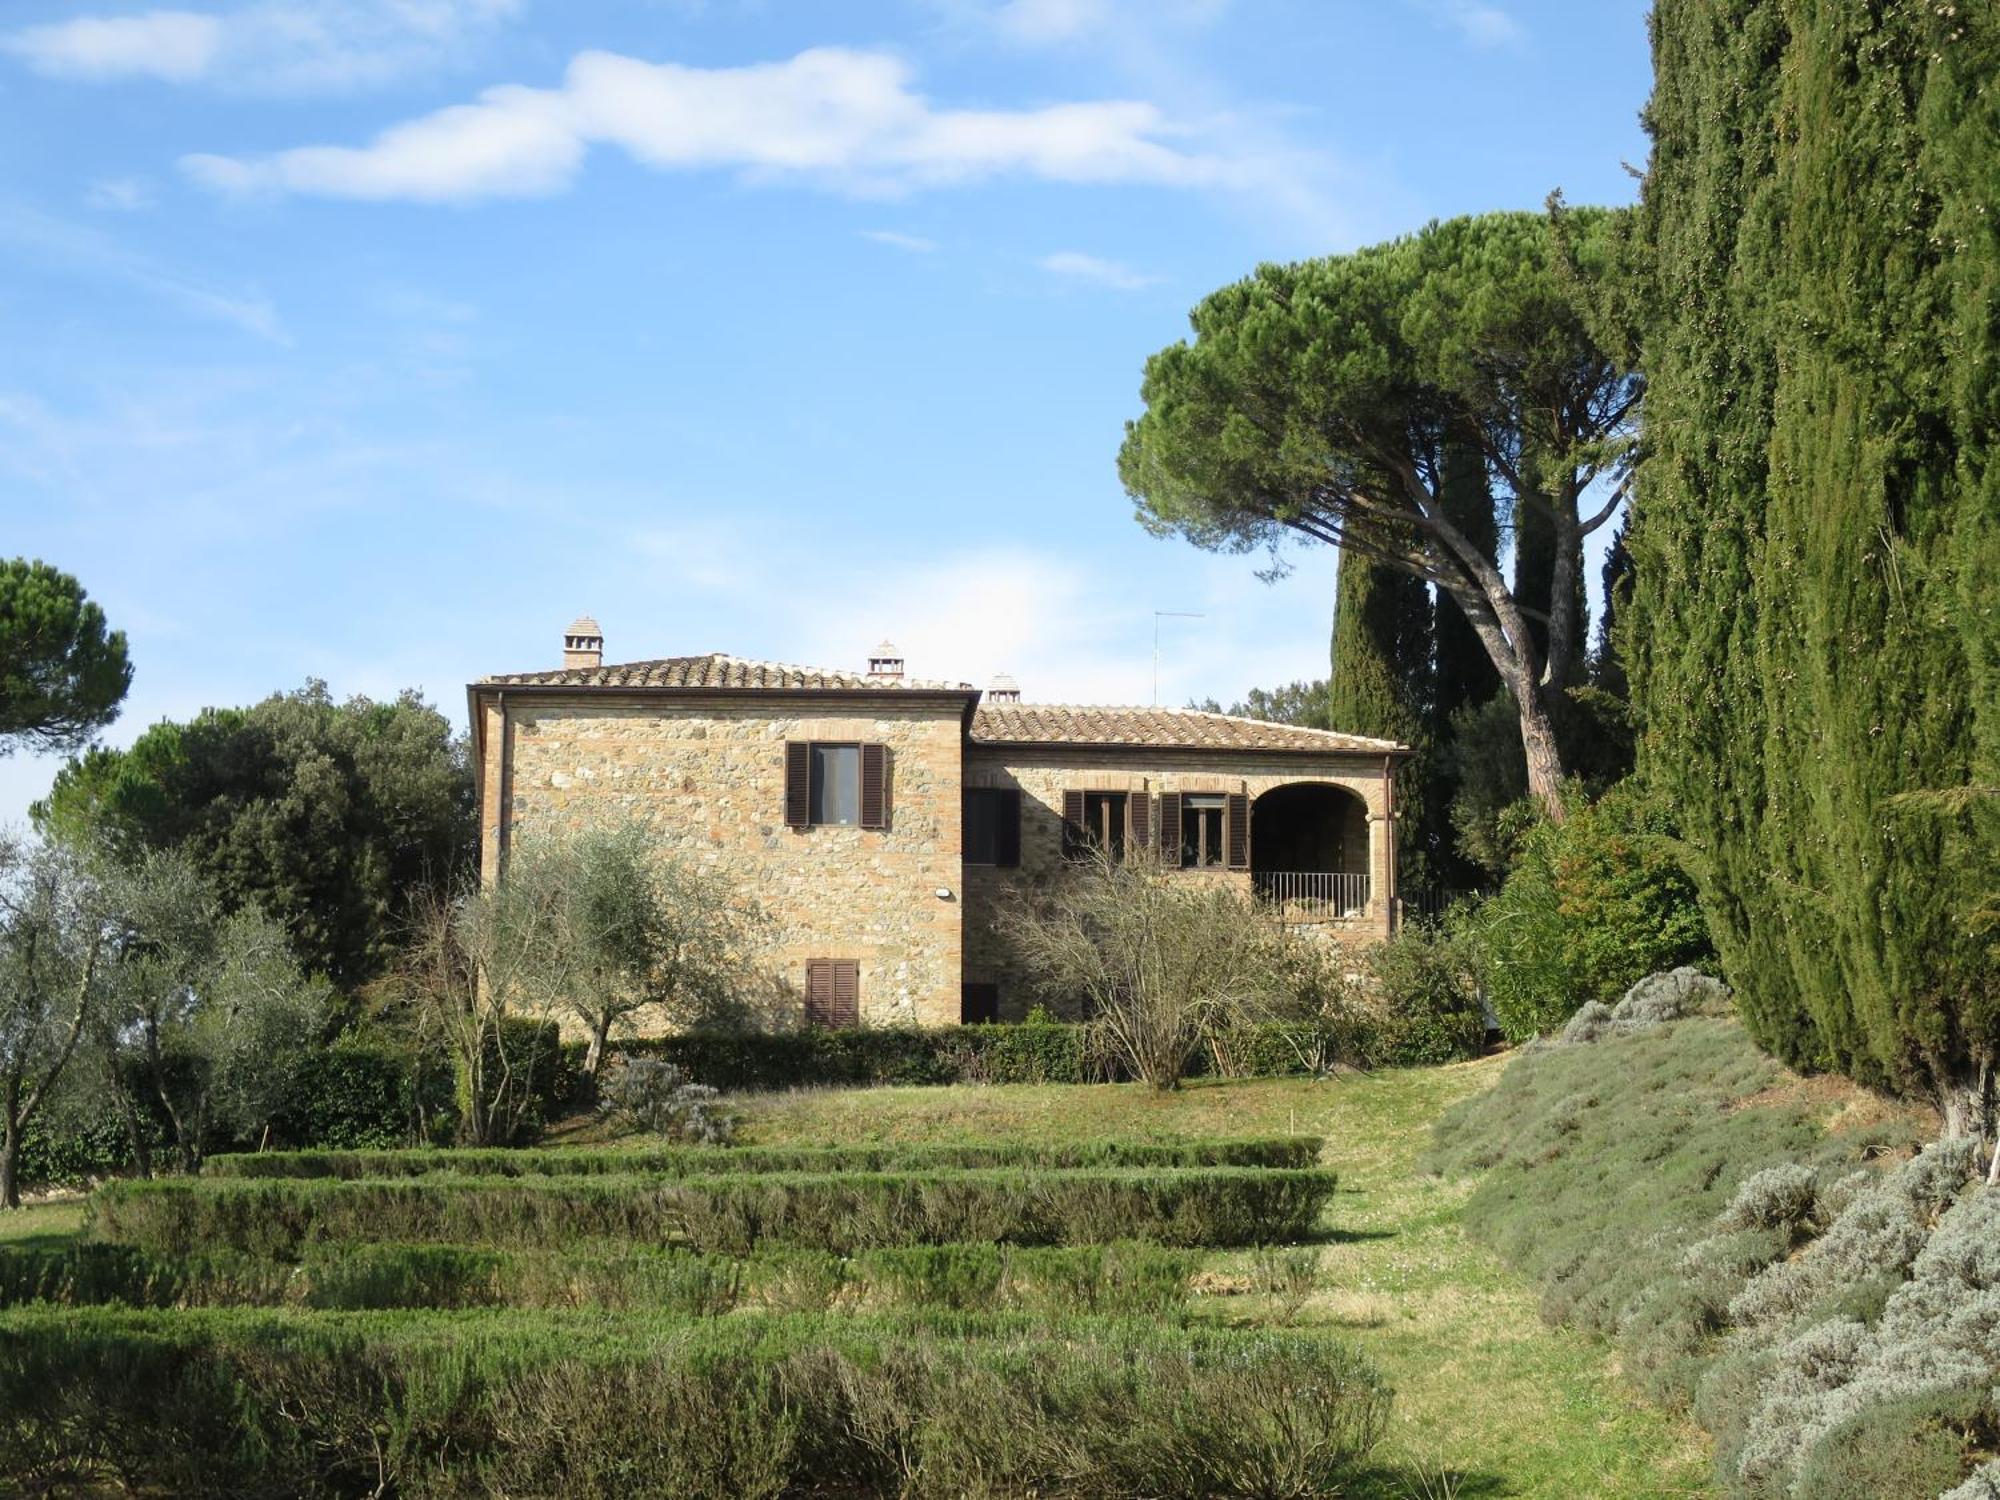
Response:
[961,745,1397,1020]
[478,691,968,1028]
[472,648,1408,1033]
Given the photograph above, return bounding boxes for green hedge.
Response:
[0,1306,1390,1499]
[0,1239,1200,1318]
[206,1134,1323,1180]
[585,1018,1367,1093]
[89,1167,1339,1257]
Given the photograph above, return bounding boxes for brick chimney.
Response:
[563,615,603,671]
[986,673,1021,703]
[866,639,904,683]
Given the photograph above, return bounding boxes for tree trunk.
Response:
[109,1057,154,1180]
[586,1016,611,1079]
[1515,680,1570,823]
[0,1117,19,1211]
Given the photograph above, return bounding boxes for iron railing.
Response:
[1252,870,1372,921]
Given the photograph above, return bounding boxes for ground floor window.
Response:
[961,981,1000,1024]
[805,959,859,1027]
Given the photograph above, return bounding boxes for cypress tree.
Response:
[1327,545,1436,879]
[1629,0,1999,1115]
[1432,429,1502,728]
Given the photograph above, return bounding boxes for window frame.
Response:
[1180,793,1227,869]
[806,741,862,828]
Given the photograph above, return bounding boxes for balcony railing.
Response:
[1252,870,1372,921]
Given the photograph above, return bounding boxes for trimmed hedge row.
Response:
[89,1167,1339,1256]
[0,1239,1201,1317]
[206,1134,1323,1181]
[585,1019,1369,1092]
[0,1306,1390,1499]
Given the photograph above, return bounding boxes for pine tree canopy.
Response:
[0,558,132,757]
[1120,208,1641,817]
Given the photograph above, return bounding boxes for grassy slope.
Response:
[737,1064,1714,1499]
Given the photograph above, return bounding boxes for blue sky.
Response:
[0,0,1651,825]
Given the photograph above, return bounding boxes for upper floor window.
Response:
[964,787,1021,867]
[1181,794,1226,868]
[810,743,860,826]
[785,741,888,830]
[1064,790,1133,861]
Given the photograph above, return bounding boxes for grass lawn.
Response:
[0,1198,86,1254]
[737,1059,1715,1499]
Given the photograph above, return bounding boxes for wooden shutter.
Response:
[995,789,1022,868]
[1225,792,1250,869]
[831,960,860,1027]
[1061,790,1087,860]
[785,742,811,829]
[805,959,833,1025]
[860,743,888,830]
[1158,792,1182,868]
[1129,791,1151,850]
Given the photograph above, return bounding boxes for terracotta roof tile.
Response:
[970,704,1406,755]
[480,652,974,692]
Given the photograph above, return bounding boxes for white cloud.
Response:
[1421,1,1525,51]
[1037,249,1161,290]
[4,1,523,93]
[6,10,221,82]
[86,177,158,211]
[862,229,939,253]
[181,46,1232,202]
[990,0,1113,44]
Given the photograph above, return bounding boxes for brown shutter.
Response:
[1157,792,1183,868]
[831,960,860,1027]
[1226,792,1250,869]
[1129,791,1151,850]
[996,789,1021,868]
[805,959,832,1025]
[1061,790,1087,860]
[785,742,811,829]
[860,743,888,830]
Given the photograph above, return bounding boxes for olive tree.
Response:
[0,833,112,1208]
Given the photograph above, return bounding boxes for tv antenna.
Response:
[1152,611,1205,706]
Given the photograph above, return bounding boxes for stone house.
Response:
[470,619,1410,1029]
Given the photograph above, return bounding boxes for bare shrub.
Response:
[998,849,1281,1089]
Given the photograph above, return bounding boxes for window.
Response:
[1085,792,1128,857]
[805,959,860,1027]
[961,982,1000,1024]
[809,743,860,826]
[787,741,888,830]
[963,788,1021,867]
[1181,794,1226,868]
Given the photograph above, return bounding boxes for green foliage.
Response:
[34,681,474,986]
[1192,679,1334,729]
[1629,0,2000,1101]
[0,558,131,756]
[87,1166,1339,1257]
[595,1057,734,1144]
[1121,208,1640,808]
[0,1307,1391,1499]
[1472,783,1712,1039]
[1363,923,1488,1066]
[206,1136,1322,1180]
[1329,545,1437,874]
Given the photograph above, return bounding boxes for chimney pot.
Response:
[866,639,905,683]
[564,615,604,671]
[986,673,1021,704]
